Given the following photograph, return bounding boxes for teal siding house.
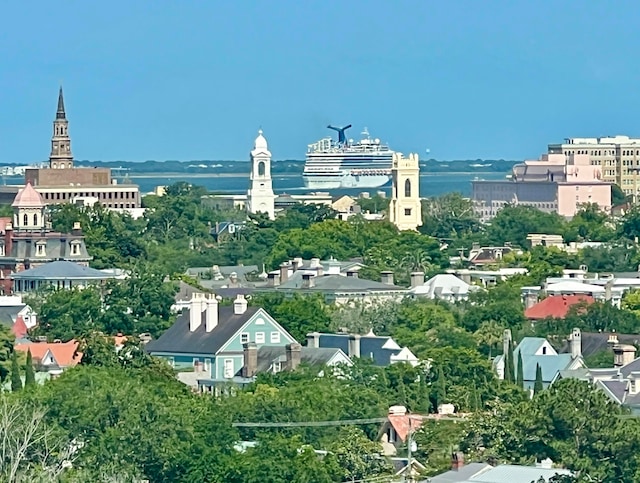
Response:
[147,293,296,387]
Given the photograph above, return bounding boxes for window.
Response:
[204,358,211,371]
[36,243,46,257]
[255,332,265,344]
[33,214,38,226]
[223,358,234,378]
[258,161,266,176]
[70,242,80,256]
[23,214,28,227]
[404,208,412,216]
[404,179,411,197]
[193,358,200,367]
[255,317,265,325]
[270,331,281,344]
[542,346,547,355]
[240,332,249,344]
[167,357,175,367]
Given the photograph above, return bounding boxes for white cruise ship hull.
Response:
[303,173,391,189]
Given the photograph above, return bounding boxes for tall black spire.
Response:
[56,86,66,119]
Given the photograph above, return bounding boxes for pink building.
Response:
[473,153,611,221]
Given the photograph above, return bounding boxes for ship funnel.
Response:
[327,124,352,145]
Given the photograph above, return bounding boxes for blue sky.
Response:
[1,1,639,163]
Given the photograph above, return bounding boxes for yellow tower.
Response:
[389,152,422,231]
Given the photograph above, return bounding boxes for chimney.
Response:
[72,222,82,235]
[523,291,539,309]
[293,257,303,269]
[451,451,465,471]
[301,273,315,289]
[189,293,205,332]
[316,263,324,277]
[205,294,218,332]
[234,294,248,315]
[607,334,619,346]
[503,329,512,358]
[348,334,361,358]
[614,344,637,368]
[570,327,582,359]
[310,257,321,269]
[279,262,290,283]
[346,269,359,278]
[267,271,280,287]
[410,271,424,288]
[242,342,258,378]
[306,332,320,348]
[380,271,394,285]
[285,343,302,371]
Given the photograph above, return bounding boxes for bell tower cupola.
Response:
[247,129,276,220]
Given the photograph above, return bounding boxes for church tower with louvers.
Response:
[389,152,422,231]
[49,87,74,169]
[247,130,276,220]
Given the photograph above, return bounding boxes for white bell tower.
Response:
[247,130,275,220]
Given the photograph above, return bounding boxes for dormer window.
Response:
[0,244,5,256]
[36,242,46,257]
[70,241,81,256]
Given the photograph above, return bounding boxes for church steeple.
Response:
[49,86,73,169]
[56,86,66,120]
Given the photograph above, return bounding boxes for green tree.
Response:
[432,366,446,410]
[0,324,15,381]
[420,192,482,241]
[504,342,514,383]
[486,205,567,248]
[473,320,504,357]
[24,349,36,387]
[533,363,543,394]
[10,350,22,392]
[326,426,391,482]
[516,350,524,388]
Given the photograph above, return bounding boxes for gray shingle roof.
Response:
[255,346,347,372]
[146,306,260,356]
[557,332,640,359]
[11,261,113,280]
[0,305,23,327]
[6,233,91,262]
[277,273,405,293]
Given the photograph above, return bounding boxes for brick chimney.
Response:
[205,293,218,332]
[234,294,248,315]
[279,262,291,283]
[410,271,424,288]
[451,451,464,471]
[285,343,302,371]
[380,271,394,285]
[242,342,258,378]
[614,344,637,368]
[267,271,280,287]
[301,273,315,289]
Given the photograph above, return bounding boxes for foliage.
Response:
[0,323,15,381]
[10,350,22,392]
[533,364,543,395]
[584,349,614,369]
[24,349,36,387]
[325,426,392,481]
[516,350,524,388]
[420,193,482,243]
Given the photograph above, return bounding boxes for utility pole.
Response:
[404,411,414,483]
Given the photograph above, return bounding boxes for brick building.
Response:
[0,183,91,294]
[24,88,140,209]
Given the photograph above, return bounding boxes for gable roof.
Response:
[11,261,113,280]
[315,332,406,366]
[12,316,28,339]
[146,306,261,356]
[15,340,80,367]
[425,463,571,483]
[514,337,552,356]
[524,295,594,320]
[0,305,25,326]
[386,414,424,442]
[255,346,350,373]
[557,332,640,359]
[545,280,605,294]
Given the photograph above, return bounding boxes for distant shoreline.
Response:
[127,171,503,179]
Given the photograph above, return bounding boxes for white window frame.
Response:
[223,358,234,379]
[240,332,250,344]
[167,357,175,368]
[270,331,281,344]
[255,332,265,344]
[36,243,46,257]
[255,317,265,325]
[204,358,211,371]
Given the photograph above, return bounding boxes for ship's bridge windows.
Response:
[404,179,412,197]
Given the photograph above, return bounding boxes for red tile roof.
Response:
[15,340,82,367]
[525,295,594,320]
[387,414,424,442]
[11,316,28,339]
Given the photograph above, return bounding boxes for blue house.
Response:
[147,293,296,389]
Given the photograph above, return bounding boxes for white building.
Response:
[246,130,275,220]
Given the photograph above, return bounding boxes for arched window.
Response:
[23,214,28,227]
[404,179,411,198]
[258,161,265,177]
[33,214,38,226]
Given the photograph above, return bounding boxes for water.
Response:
[128,172,507,197]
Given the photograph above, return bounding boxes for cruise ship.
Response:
[303,125,394,189]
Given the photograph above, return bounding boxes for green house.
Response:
[147,293,296,387]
